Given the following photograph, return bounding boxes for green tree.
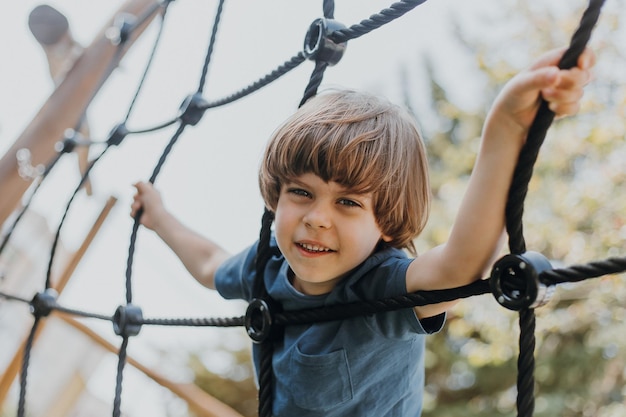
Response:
[410,1,626,416]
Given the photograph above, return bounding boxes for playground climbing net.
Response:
[0,0,624,416]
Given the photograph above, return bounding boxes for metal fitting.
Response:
[490,251,555,311]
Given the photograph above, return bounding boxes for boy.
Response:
[131,47,594,416]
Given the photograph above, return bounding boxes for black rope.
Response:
[123,2,172,123]
[45,146,109,289]
[201,0,433,111]
[330,0,428,43]
[254,209,278,417]
[516,309,536,417]
[541,255,626,285]
[16,317,40,417]
[323,0,335,19]
[197,0,226,94]
[500,1,605,416]
[299,61,329,107]
[112,336,129,417]
[201,52,308,110]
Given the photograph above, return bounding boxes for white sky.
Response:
[0,0,612,415]
[0,0,486,329]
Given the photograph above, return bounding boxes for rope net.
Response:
[0,0,622,416]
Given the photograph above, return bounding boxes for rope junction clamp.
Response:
[178,93,209,126]
[490,251,555,311]
[56,129,89,153]
[30,288,58,317]
[245,298,281,344]
[303,18,347,66]
[112,304,143,337]
[106,13,136,46]
[107,123,129,147]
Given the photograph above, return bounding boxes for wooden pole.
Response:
[0,0,161,226]
[29,3,93,195]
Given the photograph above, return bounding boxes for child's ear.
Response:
[381,234,393,243]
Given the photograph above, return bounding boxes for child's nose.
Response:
[303,203,332,229]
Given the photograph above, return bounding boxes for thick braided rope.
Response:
[197,0,225,94]
[112,336,129,417]
[275,280,490,326]
[502,1,605,416]
[541,256,626,285]
[46,146,110,291]
[123,1,173,122]
[201,0,432,111]
[330,0,428,43]
[255,209,278,417]
[299,61,329,107]
[16,317,40,417]
[201,53,308,110]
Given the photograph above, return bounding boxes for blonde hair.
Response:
[259,89,430,255]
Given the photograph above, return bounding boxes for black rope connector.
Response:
[56,128,92,153]
[30,289,58,317]
[490,251,555,311]
[178,93,209,126]
[56,129,78,153]
[303,18,347,66]
[245,298,281,344]
[112,304,143,337]
[107,123,129,147]
[106,13,136,46]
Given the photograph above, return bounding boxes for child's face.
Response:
[274,173,391,296]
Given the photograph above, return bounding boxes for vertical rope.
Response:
[298,61,329,107]
[505,2,605,416]
[16,317,41,417]
[112,337,130,417]
[323,0,335,19]
[255,209,277,417]
[197,0,226,94]
[516,310,536,417]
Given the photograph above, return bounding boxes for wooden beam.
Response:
[29,4,93,195]
[0,0,161,226]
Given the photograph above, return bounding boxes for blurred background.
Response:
[0,0,625,416]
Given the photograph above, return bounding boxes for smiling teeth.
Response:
[300,243,332,252]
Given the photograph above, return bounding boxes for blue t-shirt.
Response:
[215,238,444,417]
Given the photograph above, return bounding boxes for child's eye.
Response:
[287,188,311,198]
[338,198,361,208]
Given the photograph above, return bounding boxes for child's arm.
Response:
[131,181,231,289]
[407,47,595,319]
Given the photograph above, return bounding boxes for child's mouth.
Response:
[297,242,334,253]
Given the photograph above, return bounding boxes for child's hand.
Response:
[491,47,595,140]
[130,181,166,231]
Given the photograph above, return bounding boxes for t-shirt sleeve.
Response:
[214,242,258,301]
[369,254,446,336]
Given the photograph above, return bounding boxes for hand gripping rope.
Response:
[0,1,622,417]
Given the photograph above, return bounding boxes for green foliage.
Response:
[413,1,626,416]
[188,344,258,417]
